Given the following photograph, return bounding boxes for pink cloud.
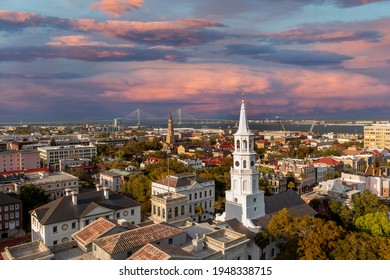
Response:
[91,0,144,17]
[0,10,39,23]
[47,35,134,47]
[83,62,390,117]
[285,70,390,98]
[87,63,270,102]
[72,18,225,45]
[275,19,390,71]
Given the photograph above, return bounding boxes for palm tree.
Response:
[254,230,270,259]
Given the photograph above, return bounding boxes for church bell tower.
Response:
[221,100,265,230]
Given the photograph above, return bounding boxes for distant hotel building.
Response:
[0,150,40,172]
[364,123,390,149]
[37,144,97,169]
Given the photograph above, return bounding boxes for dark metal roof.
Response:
[225,218,255,239]
[252,190,317,228]
[155,173,211,188]
[32,190,140,225]
[0,192,22,206]
[264,189,312,215]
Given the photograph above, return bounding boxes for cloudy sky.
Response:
[1,0,390,122]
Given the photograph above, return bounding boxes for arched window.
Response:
[168,208,172,219]
[153,205,156,215]
[236,140,240,151]
[243,139,248,151]
[174,207,178,217]
[157,207,161,217]
[243,180,247,190]
[243,160,247,168]
[162,208,166,219]
[181,205,185,216]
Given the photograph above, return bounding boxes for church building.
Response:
[217,100,265,231]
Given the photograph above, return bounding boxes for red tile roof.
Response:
[72,218,117,248]
[314,157,341,166]
[0,168,50,175]
[93,223,185,255]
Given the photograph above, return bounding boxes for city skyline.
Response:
[1,0,390,122]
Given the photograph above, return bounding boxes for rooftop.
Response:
[32,189,140,225]
[93,223,186,255]
[154,172,211,188]
[1,241,53,260]
[128,243,197,260]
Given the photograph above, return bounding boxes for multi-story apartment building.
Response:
[151,172,215,222]
[364,123,390,149]
[37,144,97,169]
[0,193,23,240]
[31,187,141,246]
[0,150,40,172]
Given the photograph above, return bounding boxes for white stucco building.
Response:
[31,187,141,246]
[151,172,215,222]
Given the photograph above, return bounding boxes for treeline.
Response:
[257,190,390,259]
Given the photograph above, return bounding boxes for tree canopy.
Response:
[266,205,390,260]
[19,184,50,230]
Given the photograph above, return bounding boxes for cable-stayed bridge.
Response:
[120,108,235,127]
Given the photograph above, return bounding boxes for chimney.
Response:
[71,191,78,205]
[103,187,109,199]
[192,233,204,253]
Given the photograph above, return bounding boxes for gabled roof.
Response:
[93,223,185,255]
[128,243,197,260]
[32,190,140,225]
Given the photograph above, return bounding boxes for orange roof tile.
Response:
[93,223,185,255]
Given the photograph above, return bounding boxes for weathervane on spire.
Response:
[241,93,245,104]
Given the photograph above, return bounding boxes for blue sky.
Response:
[1,0,390,122]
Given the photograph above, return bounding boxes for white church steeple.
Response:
[217,99,265,232]
[235,99,251,136]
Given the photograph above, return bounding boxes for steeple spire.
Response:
[235,99,251,136]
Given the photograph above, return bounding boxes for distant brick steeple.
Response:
[166,112,175,146]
